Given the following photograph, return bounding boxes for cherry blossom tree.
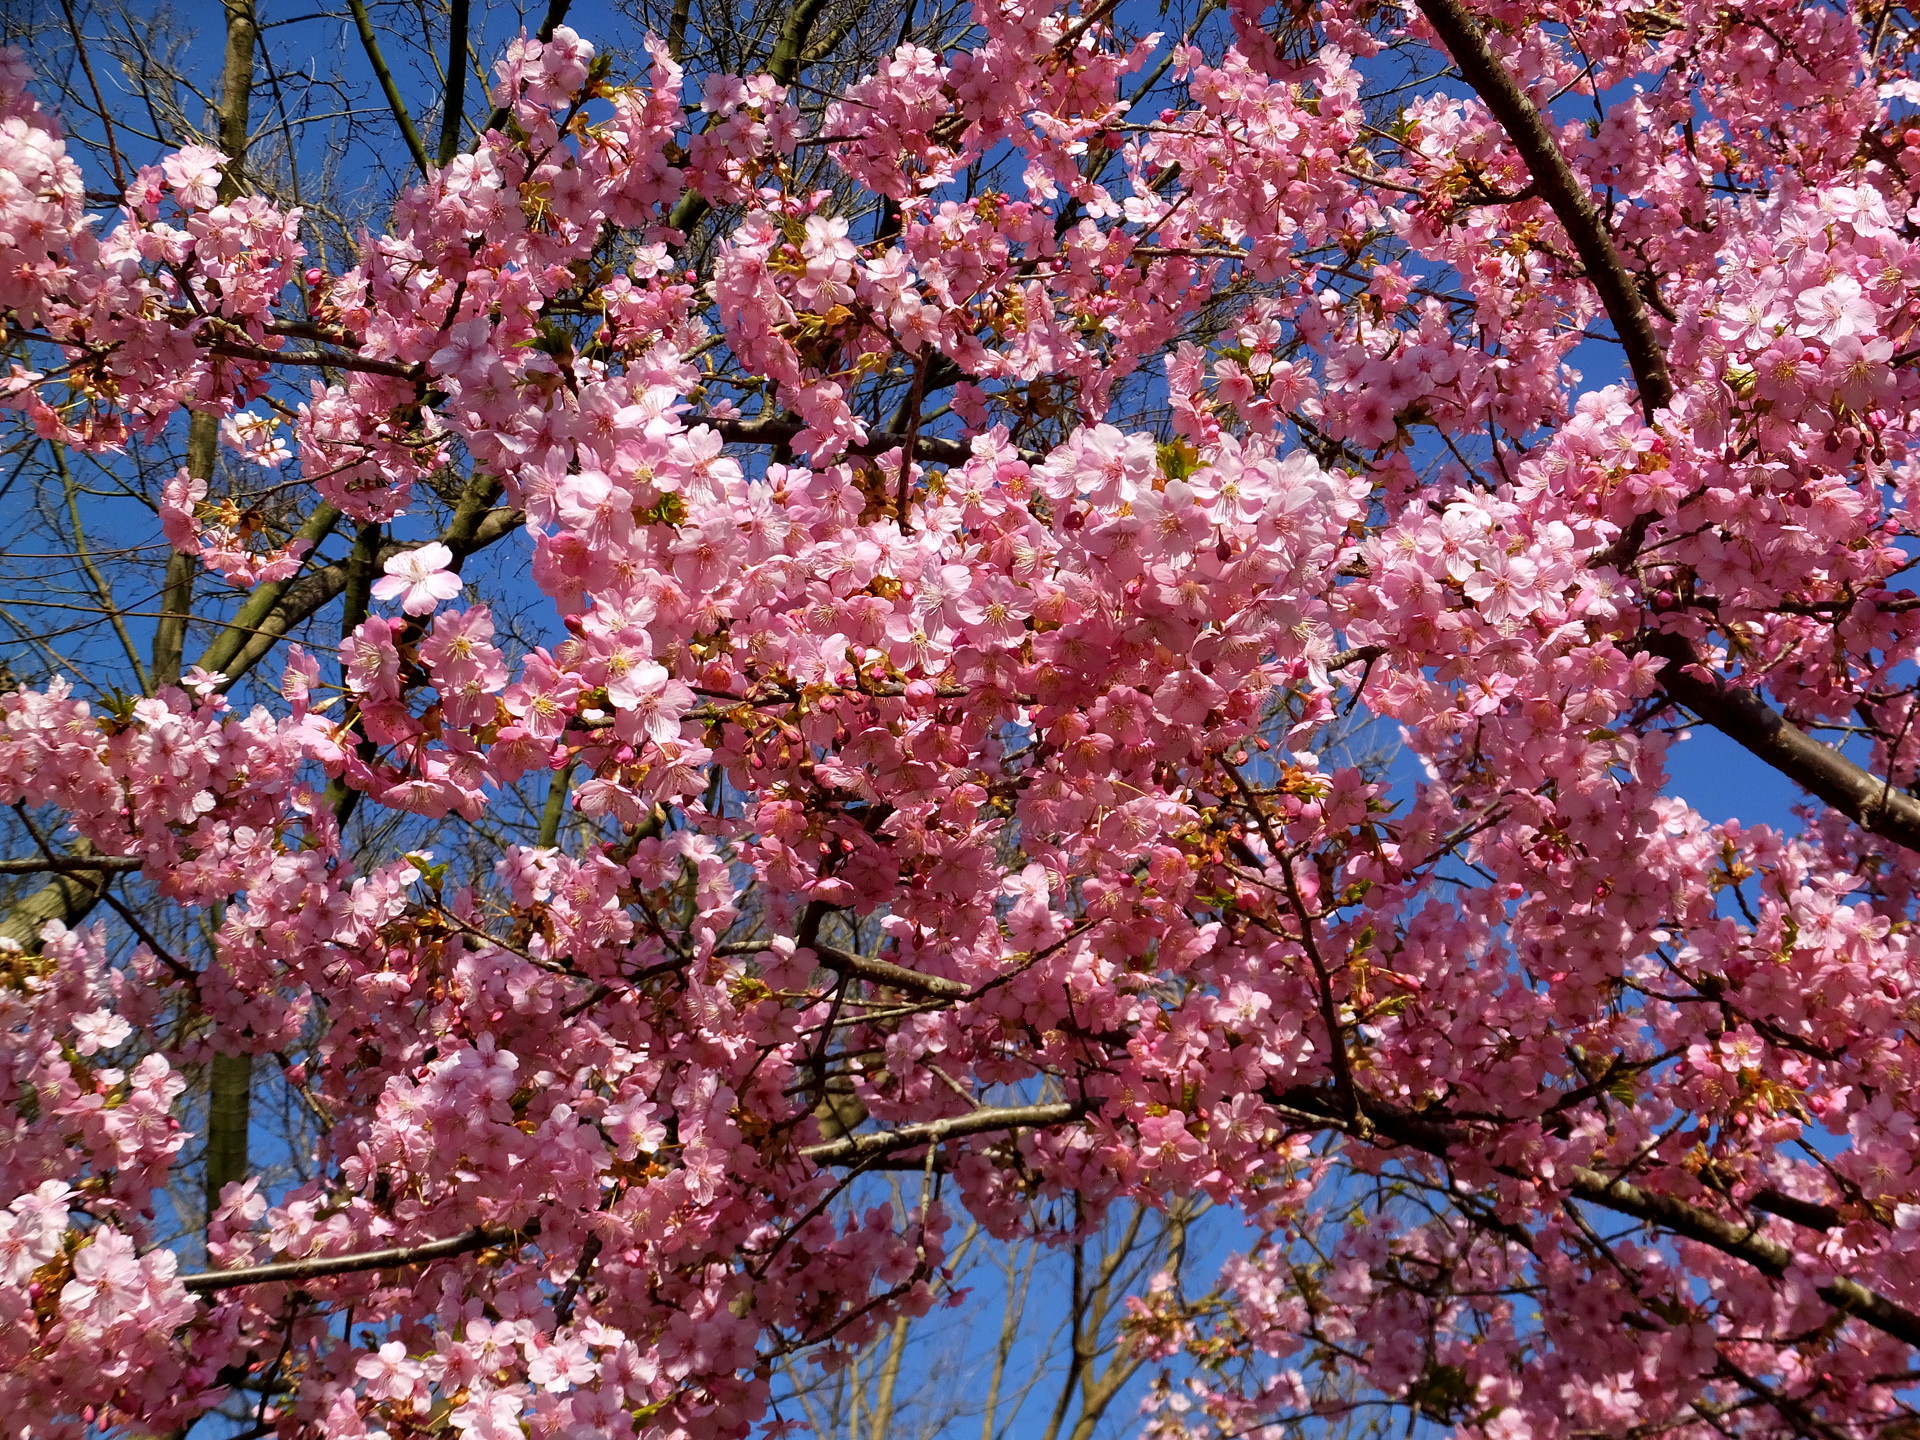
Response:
[4,0,1920,1437]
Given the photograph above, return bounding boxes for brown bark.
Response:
[1413,0,1672,420]
[202,0,264,1238]
[1413,0,1920,855]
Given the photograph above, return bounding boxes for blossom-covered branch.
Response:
[3,1,1920,1437]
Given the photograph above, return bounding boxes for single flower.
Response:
[372,542,462,616]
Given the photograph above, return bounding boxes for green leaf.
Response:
[407,853,450,892]
[1157,438,1199,480]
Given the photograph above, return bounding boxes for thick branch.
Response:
[156,0,255,690]
[814,943,968,999]
[0,855,102,949]
[1566,1166,1920,1348]
[180,1225,525,1294]
[321,522,380,826]
[476,0,573,142]
[666,0,832,238]
[157,413,222,693]
[195,476,518,695]
[204,1050,253,1219]
[203,498,519,691]
[1748,1187,1844,1232]
[152,551,195,692]
[0,855,140,874]
[1272,1084,1920,1352]
[536,764,573,847]
[197,0,265,1219]
[1647,631,1920,852]
[213,0,257,199]
[203,340,419,379]
[1413,0,1672,421]
[196,503,343,677]
[766,0,834,81]
[436,0,471,167]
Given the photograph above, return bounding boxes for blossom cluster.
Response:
[2,2,1920,1439]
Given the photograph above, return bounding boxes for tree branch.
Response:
[436,0,471,167]
[1646,631,1920,852]
[203,340,419,379]
[0,0,261,955]
[666,0,833,238]
[813,943,968,999]
[175,1105,1082,1293]
[321,521,380,825]
[0,845,105,949]
[0,855,140,874]
[213,0,257,198]
[197,0,267,1198]
[1566,1165,1920,1348]
[800,1101,1086,1165]
[1413,0,1672,421]
[166,1083,1916,1359]
[693,412,1040,466]
[204,503,520,692]
[1406,0,1920,855]
[196,503,343,678]
[346,0,432,176]
[205,1049,253,1221]
[180,1225,526,1294]
[1271,1084,1920,1352]
[476,0,574,143]
[152,549,196,693]
[53,442,147,692]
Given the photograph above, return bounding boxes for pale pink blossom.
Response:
[372,542,462,615]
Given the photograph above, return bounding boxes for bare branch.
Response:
[0,855,141,875]
[345,0,432,176]
[436,0,471,166]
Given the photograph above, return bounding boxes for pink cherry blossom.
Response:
[0,7,1918,1440]
[371,542,462,615]
[158,145,224,208]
